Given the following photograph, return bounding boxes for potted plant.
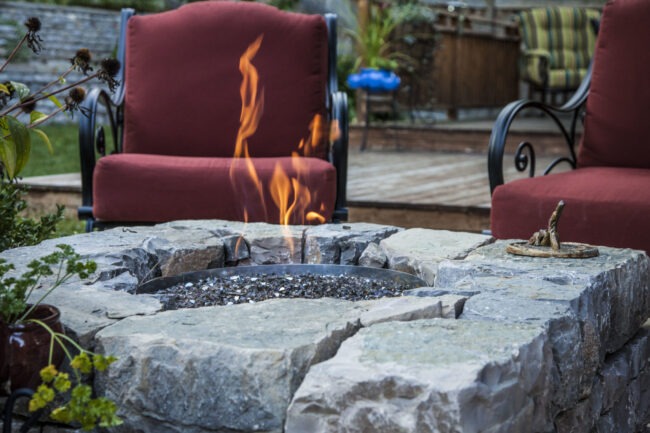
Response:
[0,245,123,430]
[1,16,122,431]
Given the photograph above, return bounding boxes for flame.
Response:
[230,36,333,232]
[230,35,266,222]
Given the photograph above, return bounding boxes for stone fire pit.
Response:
[1,220,649,433]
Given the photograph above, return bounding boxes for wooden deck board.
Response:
[347,149,566,209]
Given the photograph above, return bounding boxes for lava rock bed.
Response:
[152,273,409,310]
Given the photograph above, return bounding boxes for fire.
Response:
[230,35,332,227]
[230,35,267,220]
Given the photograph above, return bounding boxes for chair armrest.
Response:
[78,87,122,227]
[330,90,349,221]
[521,49,551,86]
[487,63,592,194]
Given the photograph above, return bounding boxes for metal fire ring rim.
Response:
[137,264,427,294]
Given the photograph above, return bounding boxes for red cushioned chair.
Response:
[488,0,650,253]
[78,1,348,231]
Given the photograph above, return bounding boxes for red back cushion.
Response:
[577,0,650,168]
[123,1,328,159]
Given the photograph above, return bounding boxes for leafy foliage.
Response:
[0,181,63,252]
[0,244,119,431]
[27,327,122,431]
[0,244,96,324]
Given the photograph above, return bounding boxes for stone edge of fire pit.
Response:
[1,221,648,433]
[286,241,650,433]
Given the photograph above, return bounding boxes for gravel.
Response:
[152,272,409,311]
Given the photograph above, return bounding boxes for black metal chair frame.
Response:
[487,63,591,195]
[78,8,349,232]
[1,388,45,433]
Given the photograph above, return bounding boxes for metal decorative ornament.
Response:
[506,200,599,258]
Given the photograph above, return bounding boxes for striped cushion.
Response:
[519,7,600,89]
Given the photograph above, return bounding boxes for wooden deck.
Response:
[19,118,574,233]
[345,116,575,232]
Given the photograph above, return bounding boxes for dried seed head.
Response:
[24,17,41,33]
[65,87,86,111]
[24,17,43,54]
[100,58,120,78]
[71,48,93,75]
[98,58,121,92]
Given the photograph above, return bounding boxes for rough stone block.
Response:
[358,242,387,268]
[286,319,554,433]
[304,223,400,265]
[380,228,492,285]
[95,298,363,433]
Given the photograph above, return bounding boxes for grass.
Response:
[19,122,86,237]
[21,122,80,177]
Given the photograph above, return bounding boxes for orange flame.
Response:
[230,35,266,221]
[230,36,331,231]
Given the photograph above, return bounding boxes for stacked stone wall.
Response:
[0,1,120,119]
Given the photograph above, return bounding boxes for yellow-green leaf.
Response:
[6,115,31,177]
[0,83,9,95]
[30,110,48,125]
[32,128,54,155]
[48,95,63,109]
[0,136,17,179]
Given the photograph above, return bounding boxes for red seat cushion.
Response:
[491,167,650,252]
[123,1,329,159]
[577,0,650,169]
[93,154,336,224]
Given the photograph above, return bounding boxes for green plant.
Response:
[28,329,122,430]
[0,245,122,430]
[1,20,122,428]
[0,16,118,250]
[0,245,95,324]
[0,182,64,252]
[348,2,410,71]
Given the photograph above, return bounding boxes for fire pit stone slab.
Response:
[380,228,493,285]
[303,222,402,265]
[287,241,650,432]
[436,241,650,355]
[1,220,648,433]
[94,295,459,433]
[286,318,553,433]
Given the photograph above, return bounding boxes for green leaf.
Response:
[6,115,31,177]
[30,111,48,125]
[48,95,63,109]
[31,128,54,155]
[0,136,17,179]
[9,81,30,100]
[0,83,9,95]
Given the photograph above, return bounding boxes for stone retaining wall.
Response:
[1,220,648,432]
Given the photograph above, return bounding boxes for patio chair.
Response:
[517,6,600,103]
[78,1,348,231]
[488,0,650,253]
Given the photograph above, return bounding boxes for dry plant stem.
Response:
[35,65,75,97]
[0,104,70,144]
[29,105,68,128]
[0,34,28,73]
[0,73,95,117]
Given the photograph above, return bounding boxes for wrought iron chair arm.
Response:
[77,87,121,229]
[487,64,591,194]
[330,90,349,221]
